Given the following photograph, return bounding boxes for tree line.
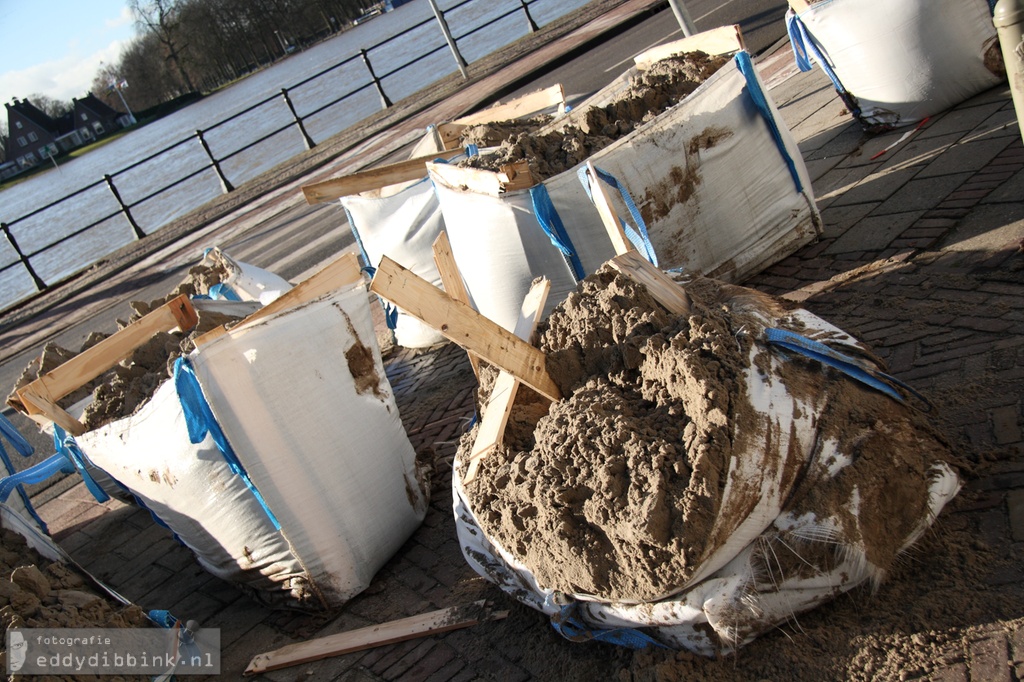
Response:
[2,0,378,161]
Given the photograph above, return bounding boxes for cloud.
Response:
[105,6,134,30]
[0,39,129,107]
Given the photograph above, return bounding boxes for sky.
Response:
[0,0,137,116]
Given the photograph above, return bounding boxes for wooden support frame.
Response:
[453,83,567,126]
[194,252,362,348]
[431,231,481,379]
[369,256,561,402]
[464,277,550,484]
[607,251,691,316]
[584,161,633,256]
[634,25,746,69]
[245,600,508,675]
[426,158,535,196]
[302,148,466,204]
[13,295,199,436]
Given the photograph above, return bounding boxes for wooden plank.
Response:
[245,600,508,675]
[436,122,466,150]
[194,252,362,348]
[15,295,199,434]
[454,83,566,126]
[584,161,632,256]
[607,251,691,316]
[369,256,561,402]
[464,278,550,484]
[426,159,536,197]
[634,25,745,68]
[432,231,481,379]
[301,147,465,204]
[787,0,812,13]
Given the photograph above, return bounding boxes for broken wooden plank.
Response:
[454,83,566,126]
[369,256,562,402]
[432,231,481,379]
[436,122,467,150]
[584,161,632,256]
[634,25,746,69]
[13,295,199,435]
[464,277,550,484]
[607,251,691,316]
[244,600,508,675]
[426,159,536,196]
[301,148,465,204]
[787,0,812,13]
[194,252,362,348]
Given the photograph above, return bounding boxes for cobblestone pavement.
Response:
[28,34,1024,682]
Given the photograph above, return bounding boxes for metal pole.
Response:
[1,222,46,291]
[360,49,394,109]
[195,130,235,194]
[518,0,539,32]
[667,0,697,37]
[427,0,469,79]
[104,174,145,239]
[995,0,1024,145]
[281,89,317,149]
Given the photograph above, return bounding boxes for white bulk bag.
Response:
[202,247,293,305]
[72,283,426,610]
[453,282,959,655]
[431,53,820,333]
[786,0,1003,128]
[340,179,448,348]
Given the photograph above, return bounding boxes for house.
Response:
[3,98,61,170]
[70,93,124,145]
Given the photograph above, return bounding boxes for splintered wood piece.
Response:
[499,159,536,192]
[454,83,566,126]
[426,160,536,196]
[194,252,362,348]
[436,122,467,150]
[14,295,199,435]
[584,161,632,256]
[634,25,745,69]
[432,232,480,379]
[787,0,812,13]
[369,256,561,402]
[464,278,550,484]
[301,148,465,204]
[244,600,508,675]
[607,251,691,316]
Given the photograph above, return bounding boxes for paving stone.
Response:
[825,212,924,254]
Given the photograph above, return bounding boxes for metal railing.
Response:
[0,0,546,306]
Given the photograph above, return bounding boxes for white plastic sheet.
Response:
[788,0,1003,128]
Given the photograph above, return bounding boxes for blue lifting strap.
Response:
[53,425,112,504]
[551,602,669,649]
[784,11,861,120]
[529,184,585,282]
[0,414,50,531]
[576,165,658,266]
[173,357,281,529]
[0,455,73,505]
[765,328,932,410]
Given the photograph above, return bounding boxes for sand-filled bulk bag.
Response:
[786,0,1003,128]
[429,51,820,334]
[453,268,959,654]
[13,267,427,611]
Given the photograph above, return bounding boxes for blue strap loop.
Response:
[765,328,932,410]
[0,455,73,504]
[733,52,804,195]
[551,602,669,649]
[173,357,281,529]
[529,184,585,282]
[785,11,861,120]
[0,414,49,532]
[207,282,241,301]
[53,425,112,503]
[577,166,658,266]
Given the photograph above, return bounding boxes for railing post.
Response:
[1,222,46,291]
[195,129,235,194]
[519,0,539,32]
[360,49,394,109]
[281,88,317,149]
[427,0,469,79]
[104,174,146,240]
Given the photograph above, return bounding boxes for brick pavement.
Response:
[26,39,1024,682]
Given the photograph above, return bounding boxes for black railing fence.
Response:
[0,0,546,306]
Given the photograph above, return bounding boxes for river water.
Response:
[0,0,590,310]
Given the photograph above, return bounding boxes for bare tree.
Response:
[25,93,72,119]
[128,0,197,94]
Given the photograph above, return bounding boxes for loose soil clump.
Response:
[458,268,958,606]
[459,52,730,181]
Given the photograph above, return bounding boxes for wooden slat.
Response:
[369,256,561,402]
[584,161,632,256]
[464,278,550,484]
[454,83,566,126]
[607,251,691,316]
[14,295,199,435]
[787,0,812,13]
[245,600,508,675]
[194,252,362,348]
[634,25,745,69]
[426,159,536,197]
[301,148,465,204]
[432,231,481,379]
[437,122,466,150]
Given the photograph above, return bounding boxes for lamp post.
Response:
[108,78,136,126]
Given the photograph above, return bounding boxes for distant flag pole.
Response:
[109,78,137,125]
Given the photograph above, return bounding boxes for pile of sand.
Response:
[459,52,730,181]
[459,268,958,603]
